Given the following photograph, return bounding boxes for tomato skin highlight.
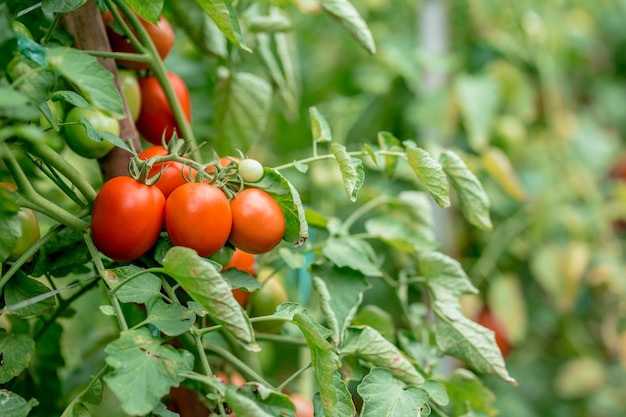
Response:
[102,11,174,70]
[136,72,191,145]
[165,183,232,257]
[138,145,195,198]
[222,248,256,307]
[91,177,165,261]
[229,188,286,254]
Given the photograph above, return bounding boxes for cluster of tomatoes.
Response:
[90,149,286,263]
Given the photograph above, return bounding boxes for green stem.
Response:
[60,365,111,417]
[340,195,388,235]
[276,362,312,392]
[254,332,308,347]
[272,149,407,171]
[205,343,276,390]
[42,13,62,45]
[84,49,152,64]
[191,328,213,377]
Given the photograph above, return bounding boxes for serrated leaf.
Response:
[357,368,429,417]
[0,390,39,417]
[145,297,196,336]
[275,304,356,417]
[104,265,162,304]
[440,150,492,230]
[170,0,227,57]
[331,142,364,202]
[162,247,257,350]
[456,74,500,151]
[104,328,194,416]
[344,326,425,385]
[46,47,124,118]
[214,71,272,152]
[320,0,376,54]
[0,330,35,383]
[311,263,370,344]
[195,0,251,52]
[41,0,87,13]
[322,237,381,277]
[251,167,308,246]
[310,107,332,142]
[4,272,56,317]
[124,0,164,24]
[405,145,450,207]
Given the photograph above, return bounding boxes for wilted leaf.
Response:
[320,0,376,54]
[310,107,332,143]
[331,142,364,202]
[357,368,429,417]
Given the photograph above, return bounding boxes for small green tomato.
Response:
[238,158,264,182]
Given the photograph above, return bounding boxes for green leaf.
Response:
[275,303,356,417]
[46,47,124,118]
[377,131,402,177]
[0,390,39,417]
[104,328,194,416]
[170,0,227,57]
[252,167,309,246]
[124,0,164,24]
[442,369,498,417]
[0,330,35,383]
[0,86,39,121]
[331,142,364,202]
[440,150,492,230]
[50,90,92,110]
[104,265,162,304]
[364,191,437,252]
[352,305,396,344]
[222,268,262,292]
[418,251,478,297]
[41,0,87,13]
[77,115,134,154]
[322,237,381,277]
[343,326,425,386]
[145,297,196,336]
[456,74,500,151]
[320,0,376,55]
[420,380,449,406]
[310,107,332,143]
[162,247,257,351]
[405,145,450,207]
[4,272,56,317]
[357,368,429,417]
[213,71,272,153]
[248,14,293,33]
[195,0,251,52]
[311,263,370,344]
[225,384,295,417]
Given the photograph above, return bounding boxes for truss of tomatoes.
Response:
[90,152,308,263]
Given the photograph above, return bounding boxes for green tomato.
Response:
[118,70,141,121]
[9,208,40,261]
[238,158,264,182]
[249,267,289,333]
[39,99,66,152]
[64,107,118,159]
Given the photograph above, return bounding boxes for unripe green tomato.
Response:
[9,208,40,261]
[39,99,66,152]
[249,267,288,333]
[64,107,118,159]
[238,158,264,182]
[118,70,141,121]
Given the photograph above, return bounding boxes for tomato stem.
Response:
[205,343,277,390]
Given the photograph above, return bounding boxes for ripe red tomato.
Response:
[222,248,256,307]
[288,393,314,417]
[476,307,512,357]
[136,72,191,145]
[229,188,285,254]
[102,10,174,70]
[138,145,196,198]
[165,182,232,257]
[91,176,165,261]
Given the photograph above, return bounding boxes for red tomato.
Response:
[222,248,256,307]
[138,145,196,198]
[229,188,285,254]
[136,72,191,145]
[165,182,232,257]
[102,10,174,70]
[476,307,512,357]
[91,176,165,261]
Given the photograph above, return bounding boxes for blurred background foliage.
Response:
[161,0,626,415]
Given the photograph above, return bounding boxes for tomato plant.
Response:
[249,267,289,332]
[91,176,165,261]
[229,188,286,254]
[237,158,264,182]
[63,107,119,159]
[117,69,141,121]
[222,248,256,307]
[102,10,174,70]
[139,145,195,198]
[39,99,66,152]
[165,182,232,257]
[136,72,191,145]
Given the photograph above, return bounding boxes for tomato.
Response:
[138,145,196,198]
[222,248,256,307]
[136,72,191,145]
[229,188,286,254]
[288,393,314,417]
[1,183,40,261]
[237,159,264,182]
[165,182,232,257]
[476,307,512,358]
[118,70,141,121]
[249,267,288,332]
[91,176,165,261]
[39,99,66,152]
[64,107,119,159]
[102,10,174,70]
